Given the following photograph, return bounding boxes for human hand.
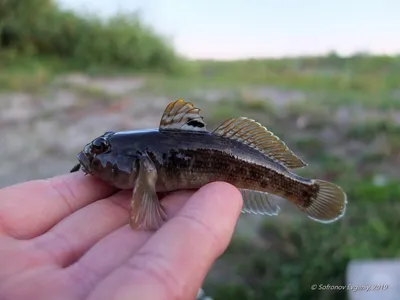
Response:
[0,173,243,300]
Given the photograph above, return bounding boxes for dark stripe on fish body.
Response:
[115,130,319,207]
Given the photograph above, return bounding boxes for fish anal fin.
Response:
[212,117,306,169]
[129,155,167,231]
[159,99,207,132]
[239,189,280,216]
[298,179,347,223]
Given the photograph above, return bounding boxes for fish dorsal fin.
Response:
[159,99,207,132]
[212,117,307,169]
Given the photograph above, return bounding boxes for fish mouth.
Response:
[70,163,81,173]
[70,152,92,174]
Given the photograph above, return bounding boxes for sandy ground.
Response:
[0,75,172,188]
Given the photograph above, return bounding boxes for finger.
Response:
[31,189,131,268]
[32,190,195,270]
[86,182,243,300]
[0,172,116,239]
[65,191,194,298]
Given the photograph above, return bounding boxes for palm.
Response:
[0,173,242,300]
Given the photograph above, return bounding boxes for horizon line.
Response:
[184,51,400,61]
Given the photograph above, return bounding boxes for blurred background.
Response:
[1,0,400,299]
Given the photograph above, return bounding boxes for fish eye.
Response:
[91,137,109,154]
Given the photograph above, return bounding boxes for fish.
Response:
[71,99,347,231]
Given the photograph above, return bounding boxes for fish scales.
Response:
[71,99,347,231]
[109,129,315,206]
[163,135,312,205]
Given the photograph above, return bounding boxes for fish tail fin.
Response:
[299,179,347,223]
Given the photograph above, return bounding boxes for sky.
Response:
[57,0,400,59]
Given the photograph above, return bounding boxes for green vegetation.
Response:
[197,54,400,92]
[0,0,187,91]
[2,1,400,299]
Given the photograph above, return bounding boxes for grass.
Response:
[206,202,400,300]
[0,54,59,91]
[198,55,400,91]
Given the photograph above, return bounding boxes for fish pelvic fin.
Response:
[239,189,280,216]
[129,155,167,231]
[159,99,208,132]
[212,117,307,169]
[299,180,347,223]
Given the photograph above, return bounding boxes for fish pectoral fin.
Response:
[212,117,307,169]
[298,179,347,223]
[129,155,167,231]
[239,189,280,216]
[159,99,208,132]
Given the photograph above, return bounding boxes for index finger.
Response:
[86,182,243,300]
[0,172,116,239]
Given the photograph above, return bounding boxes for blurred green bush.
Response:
[0,0,185,73]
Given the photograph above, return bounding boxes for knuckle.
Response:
[126,250,185,300]
[46,177,76,214]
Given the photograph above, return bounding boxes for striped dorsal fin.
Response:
[159,99,207,132]
[212,117,307,169]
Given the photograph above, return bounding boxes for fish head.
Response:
[72,131,115,175]
[71,131,141,189]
